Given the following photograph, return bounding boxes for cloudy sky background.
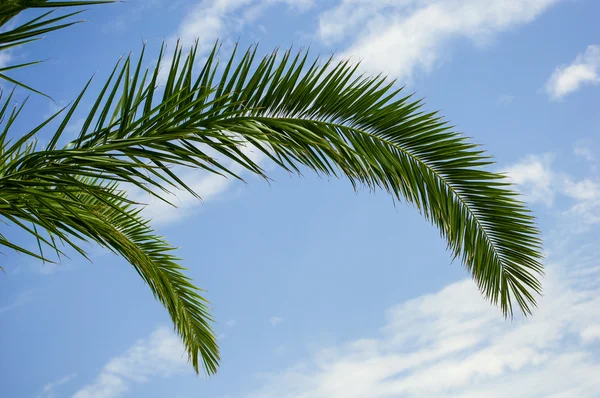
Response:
[1,0,599,397]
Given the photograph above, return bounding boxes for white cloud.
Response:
[170,0,312,53]
[317,0,561,81]
[503,152,600,202]
[72,327,189,398]
[0,52,11,69]
[135,168,236,225]
[502,152,600,228]
[156,0,312,86]
[39,374,76,398]
[130,141,266,225]
[546,45,600,100]
[503,153,556,205]
[564,199,600,228]
[581,325,600,344]
[562,177,600,201]
[574,139,596,163]
[249,241,600,398]
[247,153,600,397]
[269,316,284,326]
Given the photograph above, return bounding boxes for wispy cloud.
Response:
[155,0,314,80]
[72,327,189,398]
[269,316,284,326]
[249,234,600,397]
[130,141,266,225]
[167,0,312,54]
[545,45,600,100]
[0,52,11,69]
[503,152,600,228]
[505,152,599,198]
[134,168,237,225]
[562,177,600,202]
[317,0,561,81]
[574,139,596,163]
[503,153,556,206]
[0,290,33,316]
[246,151,600,397]
[563,197,600,229]
[39,374,76,398]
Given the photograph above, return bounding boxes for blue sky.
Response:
[1,0,600,397]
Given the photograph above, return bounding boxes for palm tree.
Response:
[0,1,543,375]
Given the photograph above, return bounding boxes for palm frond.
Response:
[0,172,219,373]
[0,41,544,374]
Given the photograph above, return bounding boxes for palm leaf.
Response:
[0,42,544,374]
[0,173,219,373]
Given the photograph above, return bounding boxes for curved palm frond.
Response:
[0,164,220,374]
[0,41,544,374]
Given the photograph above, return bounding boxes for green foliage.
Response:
[0,1,544,375]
